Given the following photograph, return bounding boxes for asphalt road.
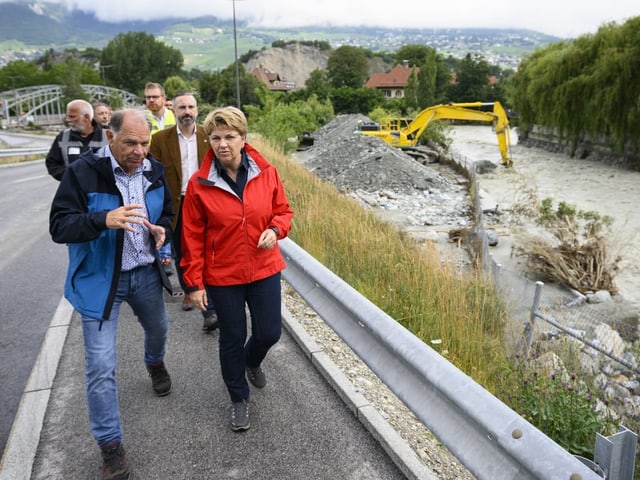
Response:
[0,159,67,457]
[26,292,415,479]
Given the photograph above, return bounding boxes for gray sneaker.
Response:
[246,366,266,388]
[230,399,250,431]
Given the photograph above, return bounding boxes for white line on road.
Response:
[13,175,48,183]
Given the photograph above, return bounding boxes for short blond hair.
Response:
[144,82,165,95]
[203,106,247,137]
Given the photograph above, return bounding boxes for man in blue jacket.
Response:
[50,108,174,480]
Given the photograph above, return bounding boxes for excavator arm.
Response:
[357,102,513,167]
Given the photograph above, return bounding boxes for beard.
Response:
[179,116,195,127]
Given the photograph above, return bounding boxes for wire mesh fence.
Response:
[449,152,639,378]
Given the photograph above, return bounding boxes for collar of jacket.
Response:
[83,149,165,184]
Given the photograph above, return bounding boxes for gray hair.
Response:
[109,109,151,136]
[67,99,94,122]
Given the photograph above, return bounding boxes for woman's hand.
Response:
[190,289,208,311]
[257,228,277,249]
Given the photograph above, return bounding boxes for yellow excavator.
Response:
[356,101,513,167]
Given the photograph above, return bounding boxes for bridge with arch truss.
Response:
[0,84,140,128]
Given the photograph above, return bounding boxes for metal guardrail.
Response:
[280,237,603,480]
[0,147,49,159]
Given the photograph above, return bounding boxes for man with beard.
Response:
[46,99,109,181]
[149,92,218,331]
[144,82,175,137]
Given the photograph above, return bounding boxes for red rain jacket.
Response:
[180,142,293,289]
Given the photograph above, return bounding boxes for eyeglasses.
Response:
[145,95,161,100]
[209,134,242,144]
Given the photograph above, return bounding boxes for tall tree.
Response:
[198,64,262,108]
[100,32,183,93]
[58,58,88,106]
[447,53,491,102]
[509,16,640,153]
[163,76,191,99]
[327,46,369,89]
[304,68,331,101]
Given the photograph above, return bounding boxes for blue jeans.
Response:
[159,241,172,260]
[207,273,282,402]
[81,264,169,447]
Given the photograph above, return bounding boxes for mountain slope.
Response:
[245,43,331,88]
[0,2,229,46]
[0,2,560,71]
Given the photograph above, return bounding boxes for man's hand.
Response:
[143,219,166,250]
[106,204,146,232]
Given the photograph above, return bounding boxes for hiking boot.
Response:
[230,399,250,431]
[146,361,171,396]
[101,441,129,480]
[202,312,219,332]
[246,365,266,388]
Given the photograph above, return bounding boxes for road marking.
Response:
[13,175,48,184]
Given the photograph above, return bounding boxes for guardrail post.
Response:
[525,281,544,354]
[595,426,638,480]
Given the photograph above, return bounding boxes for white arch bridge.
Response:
[0,84,139,127]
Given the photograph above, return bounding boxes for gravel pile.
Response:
[303,114,461,194]
[287,114,477,479]
[297,114,475,239]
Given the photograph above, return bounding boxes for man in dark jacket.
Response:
[49,109,173,480]
[46,99,109,181]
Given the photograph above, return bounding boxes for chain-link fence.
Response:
[446,151,640,479]
[449,152,639,376]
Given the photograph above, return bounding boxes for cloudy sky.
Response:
[20,0,640,39]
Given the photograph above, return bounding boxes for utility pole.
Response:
[100,65,113,86]
[232,0,241,109]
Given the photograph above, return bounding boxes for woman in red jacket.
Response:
[180,106,294,432]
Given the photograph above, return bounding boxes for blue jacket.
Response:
[49,147,174,320]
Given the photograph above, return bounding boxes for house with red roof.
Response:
[365,61,419,99]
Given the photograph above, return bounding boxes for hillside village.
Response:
[0,2,558,71]
[247,47,420,100]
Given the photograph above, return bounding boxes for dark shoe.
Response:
[246,366,266,388]
[202,312,219,332]
[230,399,250,431]
[146,362,171,396]
[101,441,129,480]
[181,293,194,311]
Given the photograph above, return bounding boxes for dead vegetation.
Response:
[515,198,621,293]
